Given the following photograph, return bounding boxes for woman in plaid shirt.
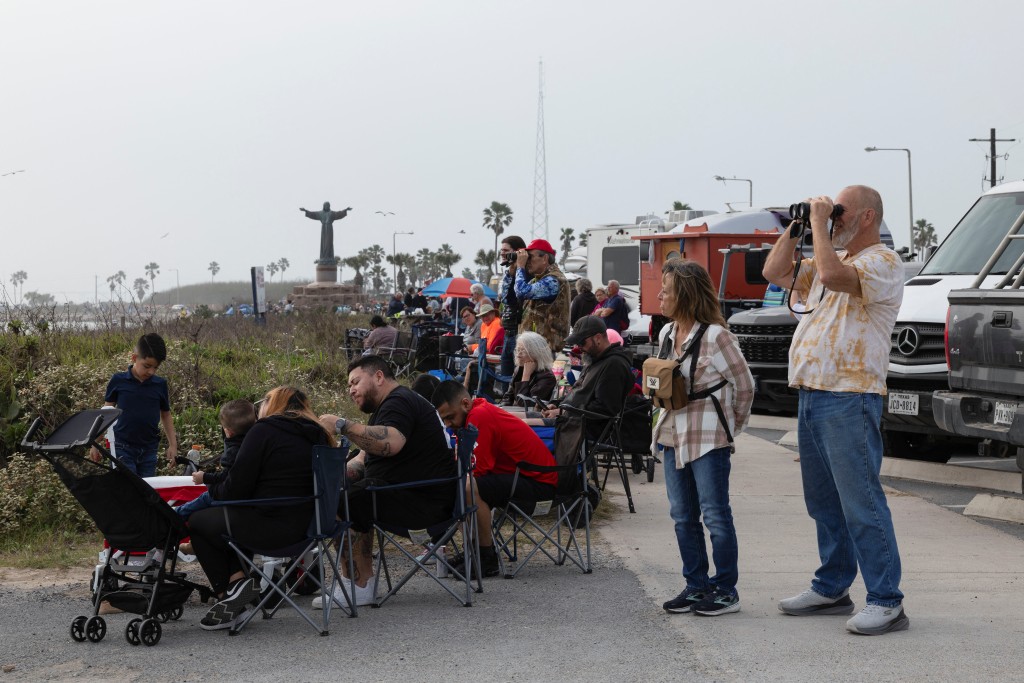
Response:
[654,259,754,617]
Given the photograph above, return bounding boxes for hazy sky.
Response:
[3,0,1024,303]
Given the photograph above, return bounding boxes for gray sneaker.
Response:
[778,588,855,615]
[846,604,910,635]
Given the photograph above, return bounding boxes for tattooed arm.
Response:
[344,423,407,457]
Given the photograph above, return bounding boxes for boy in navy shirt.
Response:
[92,333,177,477]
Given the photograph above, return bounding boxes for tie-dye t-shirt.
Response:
[788,244,903,395]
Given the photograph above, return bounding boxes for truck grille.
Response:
[730,323,796,336]
[735,333,793,363]
[889,323,946,365]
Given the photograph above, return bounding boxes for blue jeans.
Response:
[499,331,517,378]
[663,446,738,594]
[115,442,158,478]
[797,389,904,607]
[175,491,212,519]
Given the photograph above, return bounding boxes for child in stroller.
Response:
[20,409,214,647]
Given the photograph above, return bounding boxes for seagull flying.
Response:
[375,210,395,216]
[160,232,170,239]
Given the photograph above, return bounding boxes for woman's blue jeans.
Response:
[663,446,738,594]
[797,389,904,607]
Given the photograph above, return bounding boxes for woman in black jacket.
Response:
[189,386,334,630]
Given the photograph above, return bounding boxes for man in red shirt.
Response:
[431,380,557,577]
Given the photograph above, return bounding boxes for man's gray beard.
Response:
[832,223,856,250]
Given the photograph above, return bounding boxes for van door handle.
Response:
[992,311,1012,328]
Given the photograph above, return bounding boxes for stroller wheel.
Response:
[70,615,88,642]
[646,457,655,483]
[631,453,644,475]
[125,618,142,646]
[157,611,169,623]
[85,616,106,643]
[139,618,162,647]
[168,605,184,621]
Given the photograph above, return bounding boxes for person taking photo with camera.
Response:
[762,185,908,636]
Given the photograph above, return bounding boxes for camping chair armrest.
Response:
[514,460,573,475]
[560,404,612,422]
[210,495,314,508]
[363,475,460,493]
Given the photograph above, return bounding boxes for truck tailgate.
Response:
[947,288,1024,394]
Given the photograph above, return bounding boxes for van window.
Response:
[921,192,1024,275]
[602,246,639,286]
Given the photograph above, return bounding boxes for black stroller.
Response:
[20,409,214,646]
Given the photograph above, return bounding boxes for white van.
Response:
[883,180,1024,459]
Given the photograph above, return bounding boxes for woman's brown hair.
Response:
[259,385,336,446]
[661,258,728,328]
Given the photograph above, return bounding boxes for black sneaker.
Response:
[662,587,707,614]
[693,588,740,616]
[200,578,258,630]
[479,547,500,578]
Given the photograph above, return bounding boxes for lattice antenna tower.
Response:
[531,58,549,241]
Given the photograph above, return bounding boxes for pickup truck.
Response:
[932,196,1024,470]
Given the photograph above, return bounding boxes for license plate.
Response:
[888,392,919,416]
[994,401,1017,426]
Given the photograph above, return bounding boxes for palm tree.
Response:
[387,252,413,290]
[474,248,496,282]
[482,201,514,275]
[342,255,365,291]
[144,262,160,302]
[579,232,589,248]
[558,227,575,265]
[436,244,461,278]
[267,261,279,281]
[913,219,937,253]
[106,270,126,298]
[460,267,475,279]
[9,270,27,303]
[133,277,149,302]
[368,264,387,294]
[672,201,692,211]
[363,245,386,266]
[208,261,220,282]
[277,257,290,280]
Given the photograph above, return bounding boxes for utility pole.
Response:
[969,128,1016,188]
[531,58,549,241]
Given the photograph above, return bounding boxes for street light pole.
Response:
[865,146,914,256]
[713,175,753,208]
[169,268,180,305]
[392,231,413,293]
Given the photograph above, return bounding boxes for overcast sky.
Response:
[3,0,1024,303]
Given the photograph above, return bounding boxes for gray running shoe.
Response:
[778,588,855,615]
[846,604,910,635]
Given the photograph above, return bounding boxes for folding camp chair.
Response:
[366,425,482,607]
[473,338,513,402]
[491,405,597,578]
[378,330,416,378]
[216,441,355,636]
[590,396,654,514]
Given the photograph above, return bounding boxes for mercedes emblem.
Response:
[896,327,920,356]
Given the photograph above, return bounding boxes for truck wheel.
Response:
[882,430,951,464]
[1016,448,1024,473]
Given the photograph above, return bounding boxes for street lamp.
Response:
[865,146,914,256]
[168,268,180,305]
[713,175,753,208]
[392,230,413,292]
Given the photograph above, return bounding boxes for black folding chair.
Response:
[491,407,598,578]
[365,425,482,607]
[215,441,355,636]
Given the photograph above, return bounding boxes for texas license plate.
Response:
[994,401,1017,426]
[888,392,919,416]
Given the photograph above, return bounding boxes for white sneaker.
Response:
[778,588,855,615]
[311,577,377,610]
[846,604,910,635]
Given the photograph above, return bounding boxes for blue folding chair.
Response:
[216,441,355,636]
[365,425,482,607]
[474,338,513,402]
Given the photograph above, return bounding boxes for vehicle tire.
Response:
[882,430,951,463]
[125,618,142,646]
[85,616,106,643]
[646,457,656,483]
[631,453,644,475]
[139,618,161,647]
[70,616,88,642]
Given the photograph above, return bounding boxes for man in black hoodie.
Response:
[542,315,634,438]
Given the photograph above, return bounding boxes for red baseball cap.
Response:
[526,239,556,255]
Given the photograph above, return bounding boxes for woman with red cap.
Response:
[514,239,571,353]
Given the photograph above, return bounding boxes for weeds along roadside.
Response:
[0,308,377,545]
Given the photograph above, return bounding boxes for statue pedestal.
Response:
[315,264,338,284]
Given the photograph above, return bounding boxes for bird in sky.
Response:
[160,232,170,239]
[1,170,25,176]
[458,229,466,234]
[375,210,395,216]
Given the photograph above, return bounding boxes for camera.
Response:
[500,251,517,267]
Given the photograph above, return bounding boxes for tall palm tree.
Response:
[474,248,496,282]
[342,255,365,291]
[107,270,126,297]
[144,262,160,302]
[460,267,475,279]
[9,270,27,303]
[913,219,937,252]
[558,227,575,265]
[482,201,514,275]
[266,262,279,281]
[672,201,692,211]
[368,264,387,294]
[133,277,149,302]
[363,245,386,266]
[277,257,290,280]
[208,261,220,283]
[436,244,461,278]
[416,248,438,283]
